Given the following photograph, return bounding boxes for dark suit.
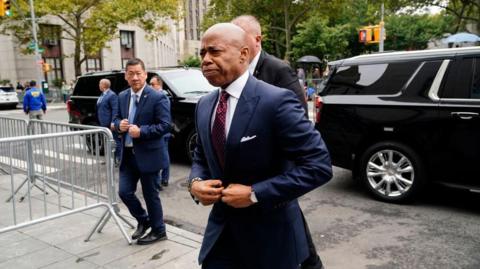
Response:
[114,85,171,231]
[253,50,308,117]
[190,76,332,269]
[254,50,321,268]
[96,89,121,161]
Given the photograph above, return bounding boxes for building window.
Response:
[86,57,102,72]
[39,24,63,84]
[120,30,135,68]
[44,57,62,84]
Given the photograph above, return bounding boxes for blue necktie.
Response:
[125,94,138,146]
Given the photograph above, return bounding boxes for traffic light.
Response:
[0,0,11,17]
[4,0,10,16]
[42,63,52,73]
[359,28,373,43]
[0,1,4,17]
[359,25,385,44]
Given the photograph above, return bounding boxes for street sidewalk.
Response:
[0,174,202,269]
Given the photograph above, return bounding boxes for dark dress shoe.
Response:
[137,230,168,245]
[132,222,150,240]
[161,181,168,187]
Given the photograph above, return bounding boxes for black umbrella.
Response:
[297,55,322,63]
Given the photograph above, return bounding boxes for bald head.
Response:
[232,15,262,61]
[200,23,250,88]
[99,79,111,92]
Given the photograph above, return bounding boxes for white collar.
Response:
[248,50,261,74]
[130,83,146,98]
[222,70,249,99]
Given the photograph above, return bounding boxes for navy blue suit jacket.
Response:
[114,86,171,173]
[96,89,118,128]
[189,75,332,269]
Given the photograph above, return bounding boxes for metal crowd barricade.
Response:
[0,116,29,174]
[0,121,133,244]
[26,119,135,235]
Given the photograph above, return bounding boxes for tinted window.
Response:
[73,74,128,96]
[326,61,421,95]
[0,86,15,93]
[441,57,480,99]
[73,76,103,97]
[161,69,216,96]
[404,61,442,97]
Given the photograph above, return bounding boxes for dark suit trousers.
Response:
[118,148,165,232]
[202,224,246,269]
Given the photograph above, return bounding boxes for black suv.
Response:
[67,67,216,161]
[316,47,480,202]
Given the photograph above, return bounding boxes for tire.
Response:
[359,141,426,203]
[185,129,197,163]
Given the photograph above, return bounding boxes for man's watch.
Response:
[188,177,202,193]
[250,189,258,203]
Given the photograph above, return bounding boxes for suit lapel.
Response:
[123,90,130,119]
[225,76,260,170]
[253,50,266,78]
[201,90,221,175]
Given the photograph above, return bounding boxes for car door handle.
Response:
[451,112,479,120]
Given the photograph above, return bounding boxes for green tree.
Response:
[1,0,180,76]
[180,55,201,67]
[384,14,455,50]
[291,18,350,61]
[203,0,342,61]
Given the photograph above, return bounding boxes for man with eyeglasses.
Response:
[149,75,171,188]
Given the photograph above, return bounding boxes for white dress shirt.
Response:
[211,70,249,137]
[248,51,261,75]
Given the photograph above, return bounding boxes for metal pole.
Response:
[29,0,43,83]
[379,3,385,53]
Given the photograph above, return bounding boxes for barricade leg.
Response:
[97,203,135,233]
[85,205,132,245]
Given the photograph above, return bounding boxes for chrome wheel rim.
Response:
[366,149,414,198]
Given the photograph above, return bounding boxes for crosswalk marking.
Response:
[33,150,100,165]
[0,156,58,174]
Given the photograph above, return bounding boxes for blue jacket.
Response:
[189,76,332,268]
[23,87,46,112]
[114,86,171,173]
[96,89,118,128]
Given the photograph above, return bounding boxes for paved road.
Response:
[1,105,480,268]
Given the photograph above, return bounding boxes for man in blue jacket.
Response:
[188,23,332,269]
[96,78,121,164]
[114,58,171,245]
[23,80,47,120]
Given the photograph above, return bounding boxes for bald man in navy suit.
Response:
[188,23,332,269]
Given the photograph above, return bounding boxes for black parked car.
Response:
[315,47,480,202]
[67,67,216,161]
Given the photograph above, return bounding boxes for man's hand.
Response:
[221,183,254,208]
[128,125,141,138]
[190,179,224,206]
[119,119,130,132]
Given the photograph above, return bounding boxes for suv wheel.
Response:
[359,141,425,203]
[186,129,197,162]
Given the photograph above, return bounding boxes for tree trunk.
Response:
[74,14,82,77]
[283,0,290,62]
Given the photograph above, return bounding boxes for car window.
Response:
[73,76,102,96]
[0,87,15,93]
[326,61,421,95]
[160,69,216,96]
[440,57,480,99]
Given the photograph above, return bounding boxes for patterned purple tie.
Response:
[212,90,229,169]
